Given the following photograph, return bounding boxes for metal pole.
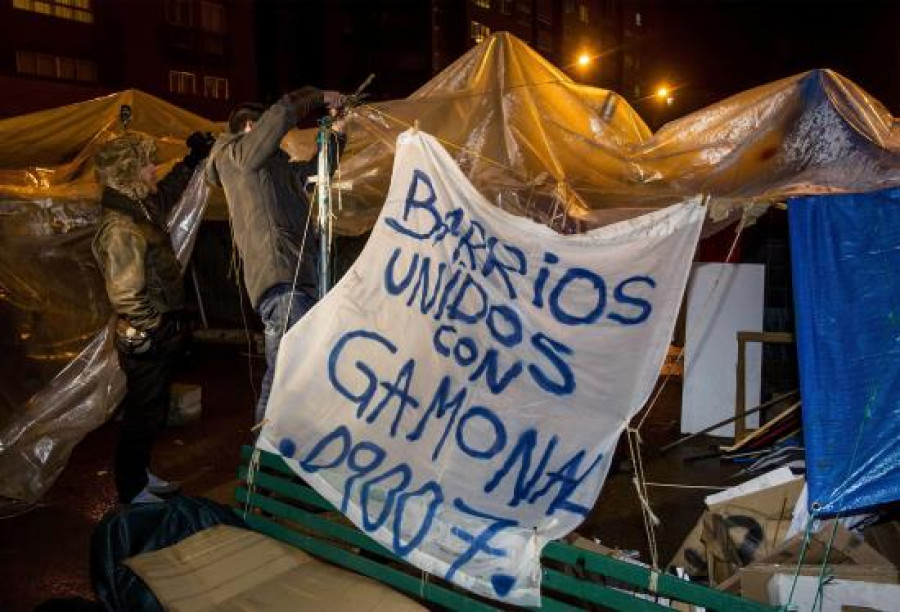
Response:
[316,119,332,300]
[659,389,799,454]
[189,262,209,329]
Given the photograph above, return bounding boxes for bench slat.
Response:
[235,486,399,562]
[237,465,333,511]
[542,568,672,611]
[237,446,779,612]
[543,542,775,612]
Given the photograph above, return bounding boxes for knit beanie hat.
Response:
[95,133,158,200]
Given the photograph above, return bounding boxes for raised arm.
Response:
[226,88,327,171]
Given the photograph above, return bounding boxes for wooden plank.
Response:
[734,331,795,442]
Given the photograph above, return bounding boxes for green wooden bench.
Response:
[235,446,779,611]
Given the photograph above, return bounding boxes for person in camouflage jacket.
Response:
[93,130,213,504]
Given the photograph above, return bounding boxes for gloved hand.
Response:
[115,319,154,355]
[282,88,345,122]
[323,90,345,109]
[184,131,215,168]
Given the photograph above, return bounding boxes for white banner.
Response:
[260,130,704,605]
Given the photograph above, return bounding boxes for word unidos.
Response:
[384,169,658,398]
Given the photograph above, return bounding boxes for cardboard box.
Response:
[702,476,805,584]
[739,564,898,604]
[723,520,898,605]
[125,525,426,611]
[765,521,893,568]
[768,574,900,611]
[864,520,900,569]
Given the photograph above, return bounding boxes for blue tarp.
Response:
[790,187,900,515]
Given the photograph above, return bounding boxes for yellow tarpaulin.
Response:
[305,33,899,235]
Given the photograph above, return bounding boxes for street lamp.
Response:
[577,53,591,68]
[656,84,674,106]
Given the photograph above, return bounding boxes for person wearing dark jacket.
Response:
[206,88,345,425]
[93,131,214,504]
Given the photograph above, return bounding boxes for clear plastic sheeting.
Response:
[0,91,216,510]
[168,170,211,269]
[304,32,900,236]
[0,321,123,511]
[789,187,900,515]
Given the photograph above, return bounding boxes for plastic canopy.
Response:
[313,33,900,235]
[2,32,899,509]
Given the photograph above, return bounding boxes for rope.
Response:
[811,519,840,612]
[643,482,728,490]
[225,207,260,408]
[626,427,660,568]
[785,516,816,606]
[243,445,262,520]
[280,179,316,339]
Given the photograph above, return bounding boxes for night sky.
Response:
[647,0,899,114]
[259,0,899,117]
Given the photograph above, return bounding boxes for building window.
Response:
[578,3,589,24]
[635,12,642,27]
[199,1,225,33]
[470,20,490,44]
[16,50,97,81]
[203,75,229,99]
[166,0,192,27]
[15,50,36,74]
[13,0,94,23]
[57,56,76,79]
[169,70,197,95]
[201,34,225,55]
[76,59,96,81]
[536,28,552,53]
[499,0,512,15]
[564,0,575,14]
[472,0,490,8]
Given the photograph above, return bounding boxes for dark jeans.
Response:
[255,284,317,425]
[115,317,185,503]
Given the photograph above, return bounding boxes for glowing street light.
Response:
[654,84,675,106]
[577,53,591,68]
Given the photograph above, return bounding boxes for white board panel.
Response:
[681,263,765,436]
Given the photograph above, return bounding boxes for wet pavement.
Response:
[0,343,259,611]
[0,344,737,611]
